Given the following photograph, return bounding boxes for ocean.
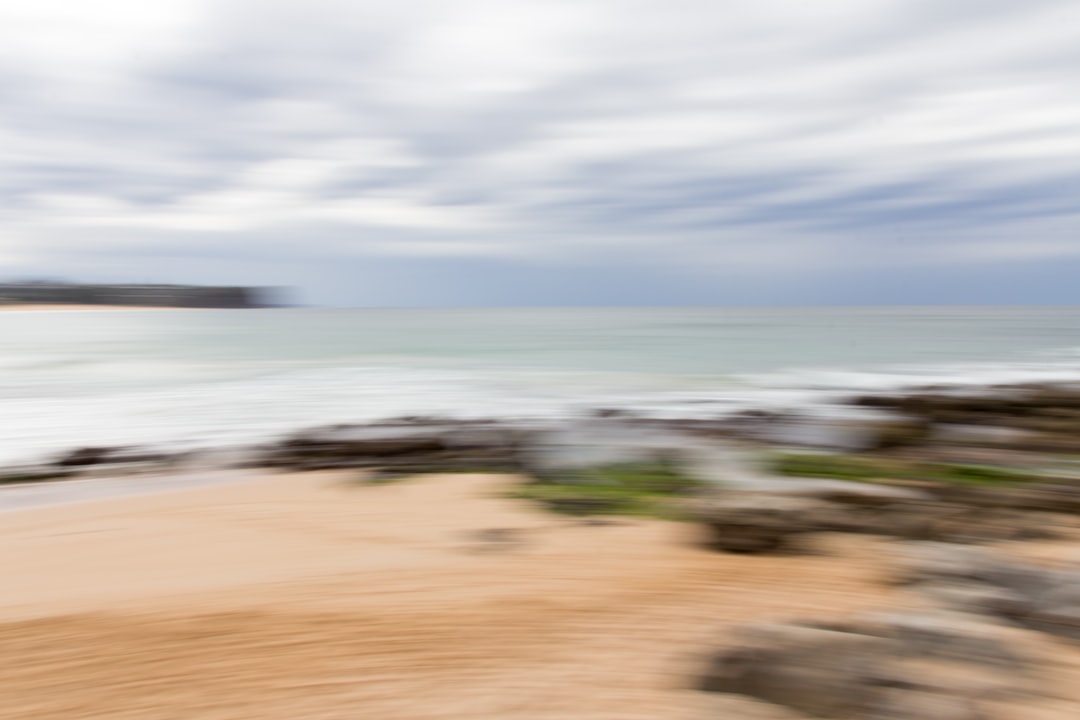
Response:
[3,306,1080,464]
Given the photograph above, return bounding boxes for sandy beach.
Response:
[0,470,905,720]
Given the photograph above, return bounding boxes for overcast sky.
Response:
[0,0,1078,306]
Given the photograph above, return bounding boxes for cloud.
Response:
[0,0,1078,303]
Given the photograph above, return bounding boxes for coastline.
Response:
[8,383,1080,717]
[0,303,186,311]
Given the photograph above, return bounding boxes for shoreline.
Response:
[8,377,1080,500]
[8,383,1080,717]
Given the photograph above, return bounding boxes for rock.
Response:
[688,495,831,554]
[847,385,1080,453]
[258,421,529,473]
[54,446,119,467]
[890,543,1080,639]
[870,420,934,451]
[700,617,1030,719]
[54,446,181,470]
[929,480,1080,517]
[690,486,1051,555]
[923,507,1056,544]
[890,543,1056,603]
[870,611,1034,671]
[913,583,1031,619]
[700,623,894,717]
[814,500,964,540]
[999,483,1080,516]
[790,482,933,506]
[1024,577,1080,640]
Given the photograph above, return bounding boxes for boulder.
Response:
[699,615,1031,719]
[688,495,833,554]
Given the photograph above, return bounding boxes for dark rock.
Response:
[55,446,119,467]
[688,495,831,554]
[847,385,1080,453]
[54,446,178,469]
[691,487,1053,550]
[258,421,530,474]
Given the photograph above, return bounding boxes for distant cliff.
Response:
[0,282,279,308]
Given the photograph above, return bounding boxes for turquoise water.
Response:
[2,306,1080,462]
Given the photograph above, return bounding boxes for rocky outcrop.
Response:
[0,281,272,308]
[687,485,1055,554]
[894,543,1080,641]
[850,384,1080,454]
[688,494,831,553]
[257,421,531,476]
[928,479,1080,516]
[699,611,1037,719]
[54,446,177,468]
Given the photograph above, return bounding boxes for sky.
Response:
[0,0,1078,306]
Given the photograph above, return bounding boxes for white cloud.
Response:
[0,0,1078,299]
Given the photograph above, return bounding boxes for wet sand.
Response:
[0,470,905,720]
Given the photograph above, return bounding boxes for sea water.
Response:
[3,306,1080,464]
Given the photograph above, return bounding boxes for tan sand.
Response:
[0,472,968,719]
